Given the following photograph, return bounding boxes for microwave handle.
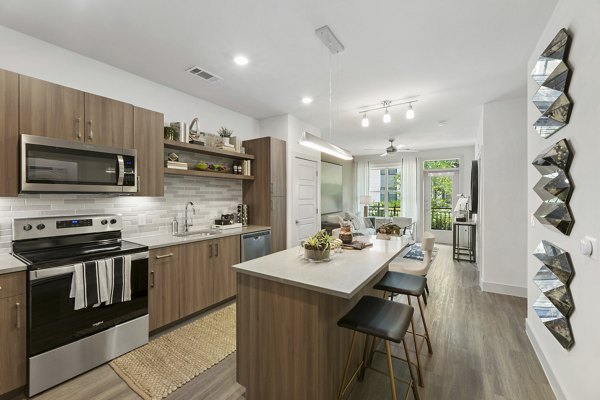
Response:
[117,155,125,186]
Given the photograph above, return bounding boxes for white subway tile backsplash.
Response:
[0,175,242,253]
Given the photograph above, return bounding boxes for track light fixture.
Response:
[361,113,369,127]
[382,100,391,123]
[406,103,415,119]
[358,98,418,127]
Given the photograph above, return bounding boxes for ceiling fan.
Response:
[365,139,417,157]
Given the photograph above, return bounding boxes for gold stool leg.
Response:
[385,340,398,400]
[417,295,433,354]
[407,296,424,387]
[337,331,358,400]
[402,339,421,400]
[359,334,370,381]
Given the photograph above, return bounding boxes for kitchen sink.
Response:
[173,229,222,238]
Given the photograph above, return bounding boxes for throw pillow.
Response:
[345,212,366,230]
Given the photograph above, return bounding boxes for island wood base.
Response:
[236,269,387,400]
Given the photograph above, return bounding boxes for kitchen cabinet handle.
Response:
[209,244,213,258]
[76,117,81,139]
[137,176,141,192]
[150,271,155,288]
[215,243,219,257]
[271,199,274,210]
[155,253,174,259]
[15,302,21,329]
[88,120,94,141]
[271,182,274,194]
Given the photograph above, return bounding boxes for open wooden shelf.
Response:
[164,168,254,181]
[164,140,255,160]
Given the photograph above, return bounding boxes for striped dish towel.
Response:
[69,260,109,310]
[105,255,132,305]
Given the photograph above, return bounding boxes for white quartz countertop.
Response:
[232,236,411,299]
[129,225,271,249]
[0,253,27,275]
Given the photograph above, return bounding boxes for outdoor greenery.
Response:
[424,159,459,169]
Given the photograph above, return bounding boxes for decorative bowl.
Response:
[304,248,331,262]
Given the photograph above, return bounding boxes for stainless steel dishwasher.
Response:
[241,230,272,262]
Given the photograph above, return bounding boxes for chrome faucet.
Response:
[184,202,196,232]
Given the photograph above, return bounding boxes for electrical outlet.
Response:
[530,215,536,227]
[138,214,147,226]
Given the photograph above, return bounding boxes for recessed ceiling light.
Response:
[234,55,249,66]
[438,120,447,127]
[301,97,314,104]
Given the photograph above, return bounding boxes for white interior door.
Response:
[292,157,319,245]
[424,171,459,244]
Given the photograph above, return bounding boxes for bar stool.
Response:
[374,271,433,388]
[337,295,420,400]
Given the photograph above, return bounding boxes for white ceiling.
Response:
[0,0,556,155]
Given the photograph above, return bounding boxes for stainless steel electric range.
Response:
[11,214,149,397]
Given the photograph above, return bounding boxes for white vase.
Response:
[222,137,230,146]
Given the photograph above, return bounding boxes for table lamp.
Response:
[360,195,371,217]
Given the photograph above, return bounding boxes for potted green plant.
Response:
[217,126,233,145]
[302,230,340,261]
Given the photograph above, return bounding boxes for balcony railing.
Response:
[367,204,401,217]
[431,207,452,231]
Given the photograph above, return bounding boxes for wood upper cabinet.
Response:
[0,69,19,197]
[149,247,180,331]
[19,75,85,141]
[0,272,26,395]
[179,241,214,318]
[133,107,164,197]
[84,93,133,148]
[213,235,241,303]
[270,139,286,196]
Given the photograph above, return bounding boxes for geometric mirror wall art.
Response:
[532,241,575,349]
[531,139,575,235]
[531,29,573,139]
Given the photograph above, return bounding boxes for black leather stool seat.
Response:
[375,271,426,296]
[338,296,413,343]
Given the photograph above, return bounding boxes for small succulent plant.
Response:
[217,126,233,138]
[302,230,337,251]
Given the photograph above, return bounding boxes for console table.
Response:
[453,220,476,262]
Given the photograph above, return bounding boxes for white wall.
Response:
[526,2,600,399]
[477,97,528,298]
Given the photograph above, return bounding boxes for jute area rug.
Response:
[110,304,236,400]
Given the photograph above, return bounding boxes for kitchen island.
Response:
[233,236,411,400]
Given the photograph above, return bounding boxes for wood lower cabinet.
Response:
[84,93,133,148]
[133,107,164,197]
[179,241,214,318]
[19,75,85,141]
[0,272,26,396]
[149,247,181,331]
[149,236,241,331]
[0,70,18,197]
[213,235,241,303]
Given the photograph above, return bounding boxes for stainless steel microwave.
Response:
[20,134,138,193]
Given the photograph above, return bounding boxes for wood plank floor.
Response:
[16,245,553,400]
[347,245,555,400]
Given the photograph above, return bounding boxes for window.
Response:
[424,159,459,170]
[368,167,401,217]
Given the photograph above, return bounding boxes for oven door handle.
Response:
[29,251,149,281]
[117,155,125,186]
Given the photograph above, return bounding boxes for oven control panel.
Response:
[12,214,123,241]
[56,219,93,229]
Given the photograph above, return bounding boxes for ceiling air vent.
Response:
[185,66,222,83]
